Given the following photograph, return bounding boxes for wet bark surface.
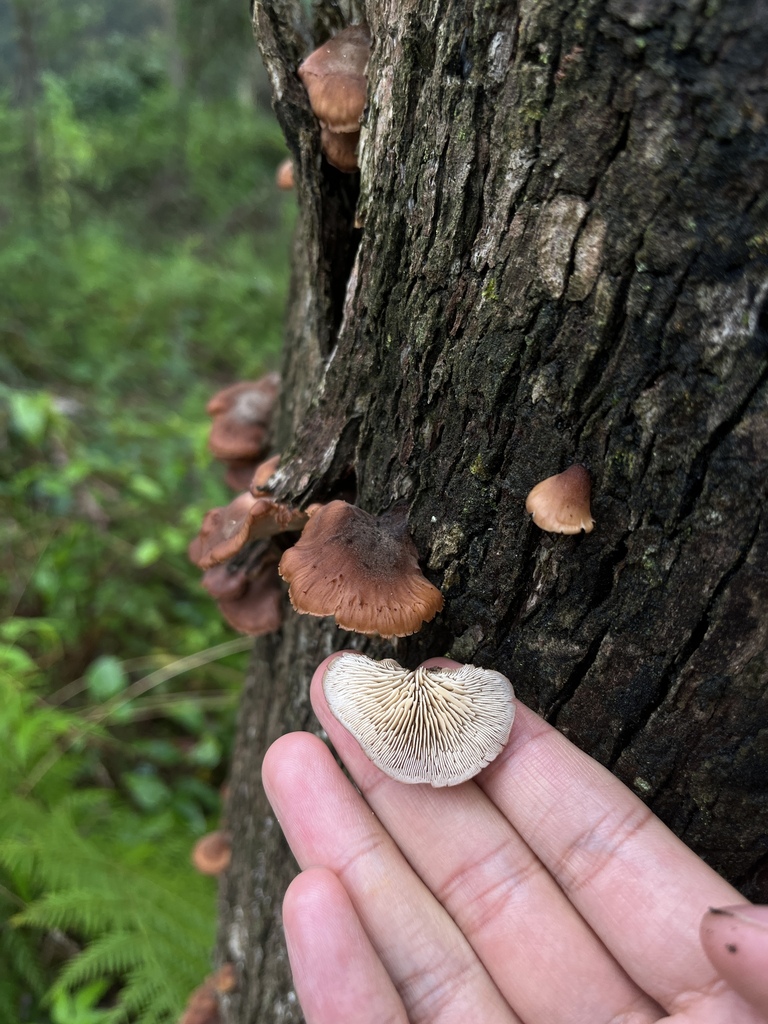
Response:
[218,0,768,1019]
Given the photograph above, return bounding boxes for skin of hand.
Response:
[262,655,768,1024]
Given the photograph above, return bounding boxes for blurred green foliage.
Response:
[1,0,293,1020]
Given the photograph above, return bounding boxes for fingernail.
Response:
[709,905,768,932]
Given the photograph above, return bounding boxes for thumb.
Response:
[700,905,768,1017]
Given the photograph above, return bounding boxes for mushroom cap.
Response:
[249,454,281,496]
[525,464,595,534]
[275,158,294,190]
[201,563,249,601]
[212,964,237,994]
[223,458,259,492]
[297,24,371,132]
[320,127,359,173]
[178,983,218,1024]
[323,654,515,787]
[278,500,443,638]
[188,493,307,570]
[191,830,232,875]
[207,375,280,460]
[179,966,236,1024]
[217,558,283,636]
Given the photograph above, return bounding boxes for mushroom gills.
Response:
[323,654,515,787]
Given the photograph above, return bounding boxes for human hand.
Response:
[262,655,768,1023]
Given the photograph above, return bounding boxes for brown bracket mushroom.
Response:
[323,653,516,786]
[191,830,232,876]
[206,374,280,462]
[188,493,307,571]
[298,24,371,173]
[278,500,443,637]
[275,158,295,190]
[216,554,283,637]
[179,963,237,1024]
[525,464,595,534]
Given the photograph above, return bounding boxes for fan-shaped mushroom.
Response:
[323,654,515,787]
[319,127,360,173]
[188,493,307,570]
[525,464,595,534]
[278,501,443,637]
[217,555,283,636]
[249,454,281,496]
[206,374,280,461]
[298,25,371,132]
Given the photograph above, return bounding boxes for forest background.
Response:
[0,0,291,1020]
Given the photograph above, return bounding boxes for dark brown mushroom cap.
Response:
[323,654,516,786]
[278,500,443,638]
[223,458,258,492]
[188,493,307,570]
[207,374,280,460]
[320,127,360,172]
[217,557,283,636]
[525,464,595,535]
[298,24,371,132]
[201,563,249,601]
[191,830,232,875]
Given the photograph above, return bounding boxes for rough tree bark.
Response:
[217,0,768,1019]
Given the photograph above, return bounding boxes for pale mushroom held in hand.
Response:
[278,500,443,637]
[323,653,516,786]
[525,464,595,534]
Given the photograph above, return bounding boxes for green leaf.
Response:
[123,772,171,812]
[85,657,128,702]
[132,538,161,567]
[128,475,164,502]
[7,391,52,444]
[0,643,37,677]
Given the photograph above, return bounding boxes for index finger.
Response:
[479,697,744,1011]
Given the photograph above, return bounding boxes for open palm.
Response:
[263,655,768,1024]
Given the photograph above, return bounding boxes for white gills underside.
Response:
[323,654,516,787]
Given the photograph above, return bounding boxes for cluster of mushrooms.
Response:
[177,963,236,1024]
[188,369,594,790]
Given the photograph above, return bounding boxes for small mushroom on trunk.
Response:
[323,654,516,786]
[278,500,443,637]
[249,453,281,496]
[319,128,360,173]
[298,24,371,173]
[206,374,280,461]
[191,830,232,876]
[525,464,595,534]
[217,554,283,636]
[179,963,237,1024]
[275,158,294,190]
[298,25,371,132]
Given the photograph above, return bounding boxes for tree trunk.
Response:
[218,0,768,1018]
